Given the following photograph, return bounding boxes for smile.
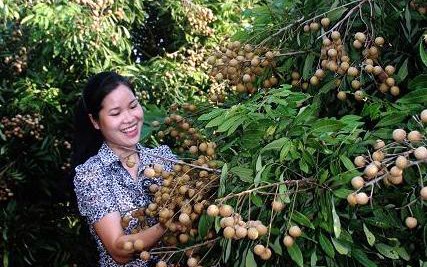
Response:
[121,124,137,133]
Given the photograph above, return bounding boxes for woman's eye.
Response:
[110,113,120,116]
[130,104,138,109]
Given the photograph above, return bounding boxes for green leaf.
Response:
[224,239,232,262]
[287,243,303,267]
[397,89,427,104]
[291,211,315,229]
[271,235,283,256]
[375,243,399,259]
[395,246,410,261]
[352,249,378,267]
[375,112,408,127]
[333,188,353,199]
[205,113,226,128]
[198,214,214,239]
[279,139,292,161]
[245,250,257,267]
[20,14,35,24]
[310,119,344,134]
[408,74,427,90]
[218,164,228,197]
[230,166,253,183]
[331,238,350,255]
[420,42,427,67]
[339,155,354,171]
[395,58,408,83]
[319,233,335,258]
[261,137,289,152]
[319,79,337,94]
[331,198,341,238]
[198,108,224,121]
[363,223,375,246]
[302,53,316,79]
[256,155,262,172]
[327,7,348,21]
[217,115,242,133]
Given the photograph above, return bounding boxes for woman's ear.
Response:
[88,114,100,130]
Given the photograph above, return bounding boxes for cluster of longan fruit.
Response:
[207,41,278,95]
[1,27,28,76]
[348,109,427,228]
[206,203,268,242]
[302,17,331,33]
[181,0,216,36]
[120,158,219,266]
[1,113,44,140]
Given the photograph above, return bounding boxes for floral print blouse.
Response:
[73,142,175,267]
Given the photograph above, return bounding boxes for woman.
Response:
[72,71,174,266]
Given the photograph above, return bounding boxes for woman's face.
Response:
[90,84,144,155]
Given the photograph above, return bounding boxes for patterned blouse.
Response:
[73,142,175,267]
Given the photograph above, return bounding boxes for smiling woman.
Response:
[71,71,176,267]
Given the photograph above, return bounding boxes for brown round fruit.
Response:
[355,32,366,43]
[253,244,265,256]
[207,204,219,217]
[405,216,418,229]
[260,247,272,260]
[321,17,330,28]
[421,109,427,123]
[356,192,369,205]
[395,156,409,169]
[337,91,347,101]
[144,168,156,178]
[347,193,357,206]
[283,235,294,247]
[247,227,259,240]
[354,155,366,167]
[140,251,150,261]
[374,36,385,46]
[372,150,384,161]
[219,204,234,217]
[156,260,167,267]
[392,129,407,142]
[407,130,423,142]
[414,146,427,160]
[420,186,427,200]
[288,225,302,238]
[364,164,379,179]
[223,226,235,239]
[272,200,285,212]
[187,257,198,267]
[351,176,365,189]
[134,239,145,251]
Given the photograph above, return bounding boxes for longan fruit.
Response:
[260,247,272,260]
[347,67,359,77]
[219,204,234,217]
[354,155,366,167]
[421,109,427,123]
[384,65,395,75]
[420,186,427,200]
[390,166,403,177]
[144,167,156,178]
[321,17,330,28]
[134,239,145,251]
[247,227,259,240]
[351,176,365,189]
[372,141,385,151]
[207,204,219,217]
[392,129,406,142]
[372,150,384,161]
[347,193,357,206]
[283,235,294,247]
[407,130,423,142]
[272,200,285,212]
[405,217,418,229]
[123,241,134,251]
[254,244,266,256]
[356,192,369,205]
[223,226,235,239]
[364,164,379,179]
[187,257,198,267]
[255,224,268,236]
[140,251,150,261]
[395,156,409,169]
[355,32,366,42]
[235,225,248,239]
[414,146,427,160]
[156,260,167,267]
[331,31,341,40]
[288,225,302,238]
[337,91,347,101]
[374,36,385,46]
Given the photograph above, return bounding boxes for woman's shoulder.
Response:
[73,155,103,184]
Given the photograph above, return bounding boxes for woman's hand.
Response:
[94,212,166,264]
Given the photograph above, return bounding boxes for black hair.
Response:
[70,71,135,169]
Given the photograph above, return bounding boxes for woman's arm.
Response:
[94,211,166,264]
